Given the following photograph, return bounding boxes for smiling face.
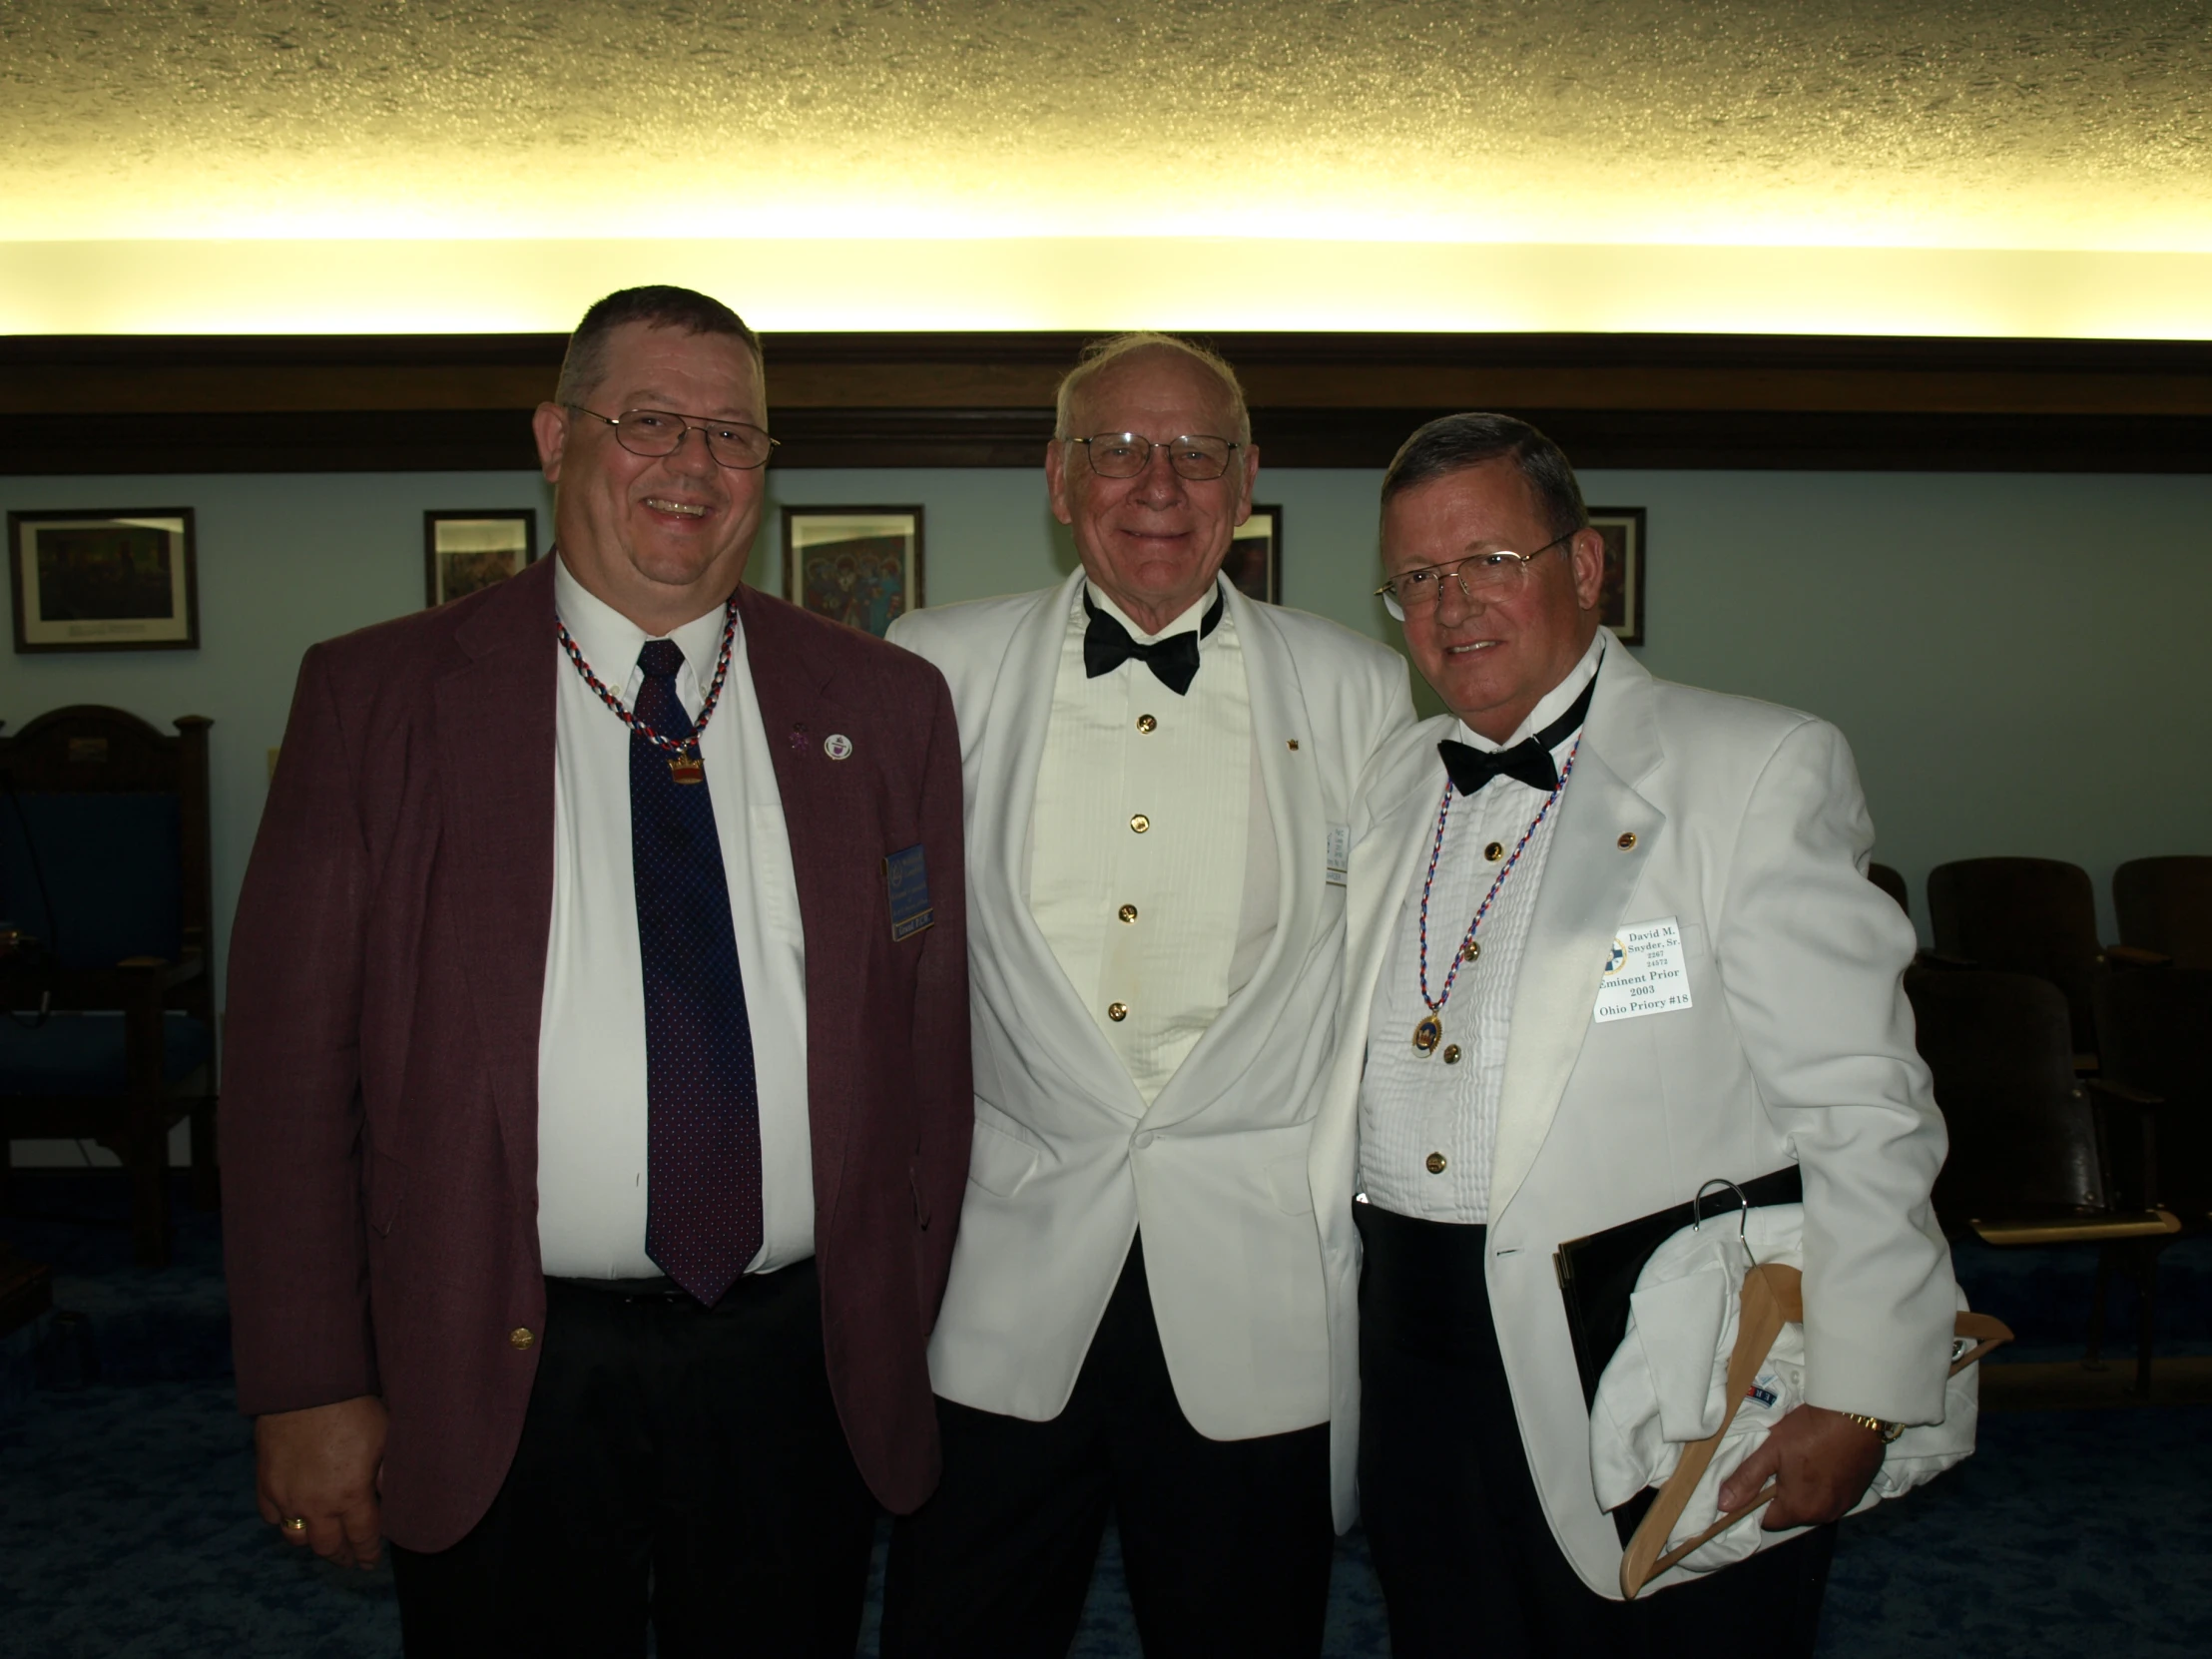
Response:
[1382,458,1606,742]
[1045,347,1259,635]
[532,320,768,635]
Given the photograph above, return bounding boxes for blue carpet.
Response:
[3,1173,2208,1656]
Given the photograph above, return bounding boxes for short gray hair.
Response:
[1380,412,1588,543]
[1053,332,1252,446]
[554,284,764,409]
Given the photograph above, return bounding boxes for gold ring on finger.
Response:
[282,1516,307,1533]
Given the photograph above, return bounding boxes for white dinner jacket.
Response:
[887,570,1412,1441]
[1309,644,1956,1585]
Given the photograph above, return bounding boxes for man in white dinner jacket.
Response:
[1311,412,1956,1657]
[878,333,1413,1657]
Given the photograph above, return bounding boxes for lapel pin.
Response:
[825,734,853,761]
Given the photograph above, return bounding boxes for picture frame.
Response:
[1224,504,1283,604]
[783,506,924,638]
[425,509,538,607]
[7,508,200,654]
[1587,506,1647,646]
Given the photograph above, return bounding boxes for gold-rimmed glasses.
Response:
[1376,531,1576,620]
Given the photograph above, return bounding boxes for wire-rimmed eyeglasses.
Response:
[1376,532,1576,620]
[1068,432,1243,481]
[568,405,779,470]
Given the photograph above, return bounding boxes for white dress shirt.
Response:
[537,556,813,1279]
[1028,578,1278,1104]
[1359,632,1607,1222]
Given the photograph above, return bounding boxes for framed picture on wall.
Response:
[425,509,538,607]
[783,506,923,639]
[7,507,200,654]
[1224,504,1282,604]
[1587,506,1646,646]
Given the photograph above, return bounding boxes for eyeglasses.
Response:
[1376,532,1576,620]
[568,405,779,470]
[1068,432,1242,481]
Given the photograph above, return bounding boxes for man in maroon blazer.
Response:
[222,285,972,1655]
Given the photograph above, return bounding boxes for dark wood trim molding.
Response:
[6,331,2210,473]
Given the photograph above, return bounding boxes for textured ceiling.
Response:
[2,0,2208,248]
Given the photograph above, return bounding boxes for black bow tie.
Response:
[1437,669,1600,798]
[1082,586,1226,696]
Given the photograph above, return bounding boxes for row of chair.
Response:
[0,707,218,1269]
[1876,855,2211,1394]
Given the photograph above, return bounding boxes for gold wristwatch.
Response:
[1840,1410,1906,1443]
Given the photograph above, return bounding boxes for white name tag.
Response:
[1326,824,1351,887]
[1593,916,1694,1023]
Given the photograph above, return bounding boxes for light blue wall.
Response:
[4,461,2208,1022]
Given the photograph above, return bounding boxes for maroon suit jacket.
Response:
[222,555,972,1552]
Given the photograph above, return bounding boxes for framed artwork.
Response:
[783,506,923,638]
[1587,506,1647,646]
[1225,504,1282,604]
[7,508,200,654]
[425,509,538,607]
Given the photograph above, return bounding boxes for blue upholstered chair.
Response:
[0,707,217,1267]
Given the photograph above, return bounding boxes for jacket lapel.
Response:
[970,571,1142,1118]
[736,586,878,1237]
[1489,648,1667,1220]
[435,556,558,1208]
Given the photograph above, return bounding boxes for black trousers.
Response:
[389,1262,876,1659]
[880,1237,1335,1659]
[1356,1203,1836,1659]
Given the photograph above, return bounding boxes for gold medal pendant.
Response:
[1412,1013,1443,1054]
[668,754,706,786]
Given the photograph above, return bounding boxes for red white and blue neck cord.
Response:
[555,598,740,763]
[1415,739,1582,1022]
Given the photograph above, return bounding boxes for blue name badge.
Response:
[884,843,933,941]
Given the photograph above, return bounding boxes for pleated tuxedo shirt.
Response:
[535,558,814,1280]
[1028,579,1278,1105]
[1358,631,1606,1222]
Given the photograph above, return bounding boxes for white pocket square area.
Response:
[1593,916,1695,1024]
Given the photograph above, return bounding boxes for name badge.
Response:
[884,844,933,940]
[1592,916,1694,1023]
[1326,824,1351,888]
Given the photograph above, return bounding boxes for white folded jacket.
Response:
[1588,1202,1982,1582]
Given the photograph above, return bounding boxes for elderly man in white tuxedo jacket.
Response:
[1311,413,1955,1659]
[878,333,1413,1657]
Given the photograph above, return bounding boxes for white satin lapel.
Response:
[1488,653,1667,1219]
[971,569,1141,1115]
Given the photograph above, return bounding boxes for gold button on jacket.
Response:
[1118,903,1139,923]
[1129,814,1150,833]
[1425,1152,1447,1175]
[1108,1001,1129,1022]
[507,1327,534,1351]
[1136,714,1157,734]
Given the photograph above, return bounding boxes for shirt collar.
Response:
[554,550,735,693]
[1078,574,1226,647]
[1454,630,1608,755]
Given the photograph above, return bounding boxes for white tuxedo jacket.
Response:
[887,571,1412,1440]
[1309,644,1955,1584]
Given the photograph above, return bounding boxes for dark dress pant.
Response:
[1356,1202,1836,1659]
[880,1236,1335,1659]
[388,1261,876,1659]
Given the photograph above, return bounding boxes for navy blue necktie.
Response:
[632,639,763,1305]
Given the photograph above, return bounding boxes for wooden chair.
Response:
[1927,856,2118,1069]
[2094,961,2212,1228]
[0,707,217,1267]
[1908,968,2179,1395]
[2112,855,2212,969]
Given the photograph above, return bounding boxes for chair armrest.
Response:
[2103,945,2173,968]
[2087,1079,2165,1211]
[0,949,203,1010]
